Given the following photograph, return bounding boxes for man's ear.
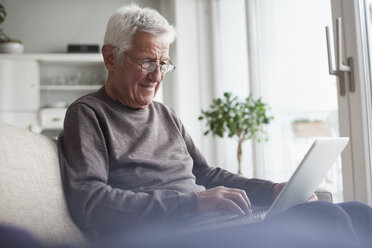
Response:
[102,44,115,71]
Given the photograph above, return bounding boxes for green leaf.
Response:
[198,92,273,145]
[0,5,6,24]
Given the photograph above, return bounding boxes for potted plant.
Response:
[199,92,273,175]
[0,4,24,53]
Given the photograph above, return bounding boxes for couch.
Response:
[0,122,87,247]
[0,121,332,247]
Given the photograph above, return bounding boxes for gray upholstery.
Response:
[0,122,87,247]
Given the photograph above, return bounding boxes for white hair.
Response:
[103,5,176,62]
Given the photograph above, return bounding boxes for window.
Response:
[213,0,344,202]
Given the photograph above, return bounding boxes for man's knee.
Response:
[338,201,372,246]
[270,201,357,236]
[339,201,372,215]
[284,201,349,219]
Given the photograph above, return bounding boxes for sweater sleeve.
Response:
[58,104,197,235]
[172,112,276,207]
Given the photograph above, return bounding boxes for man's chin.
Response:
[137,98,154,109]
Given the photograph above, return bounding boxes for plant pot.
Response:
[0,40,24,53]
[292,121,329,137]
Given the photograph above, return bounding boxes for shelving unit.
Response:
[0,53,103,63]
[40,85,102,91]
[0,53,106,135]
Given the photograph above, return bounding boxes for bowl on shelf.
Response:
[45,102,68,108]
[0,41,24,54]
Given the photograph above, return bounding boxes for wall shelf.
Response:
[40,85,102,91]
[0,54,106,133]
[0,53,103,63]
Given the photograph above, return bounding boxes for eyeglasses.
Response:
[124,53,175,74]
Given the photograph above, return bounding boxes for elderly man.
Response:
[58,5,372,247]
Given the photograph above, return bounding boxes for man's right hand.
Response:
[195,186,252,216]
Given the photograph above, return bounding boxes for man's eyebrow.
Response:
[141,56,169,62]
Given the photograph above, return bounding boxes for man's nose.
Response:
[147,65,163,82]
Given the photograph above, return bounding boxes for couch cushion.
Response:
[0,122,87,247]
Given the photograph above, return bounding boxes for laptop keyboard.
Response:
[179,209,268,233]
[234,210,268,224]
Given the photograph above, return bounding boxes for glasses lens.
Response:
[142,62,156,72]
[160,65,168,74]
[141,62,175,74]
[161,64,174,74]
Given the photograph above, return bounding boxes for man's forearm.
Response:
[64,179,198,234]
[194,166,275,206]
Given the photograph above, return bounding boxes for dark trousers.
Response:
[1,201,371,248]
[99,201,372,248]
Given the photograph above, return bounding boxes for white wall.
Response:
[0,0,159,53]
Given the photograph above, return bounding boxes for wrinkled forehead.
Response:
[128,32,170,59]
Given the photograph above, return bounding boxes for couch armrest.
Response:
[315,190,333,202]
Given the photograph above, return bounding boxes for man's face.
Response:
[107,32,169,109]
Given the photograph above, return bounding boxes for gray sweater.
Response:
[58,86,275,235]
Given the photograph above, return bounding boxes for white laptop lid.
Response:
[265,137,349,218]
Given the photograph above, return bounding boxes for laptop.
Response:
[181,137,349,232]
